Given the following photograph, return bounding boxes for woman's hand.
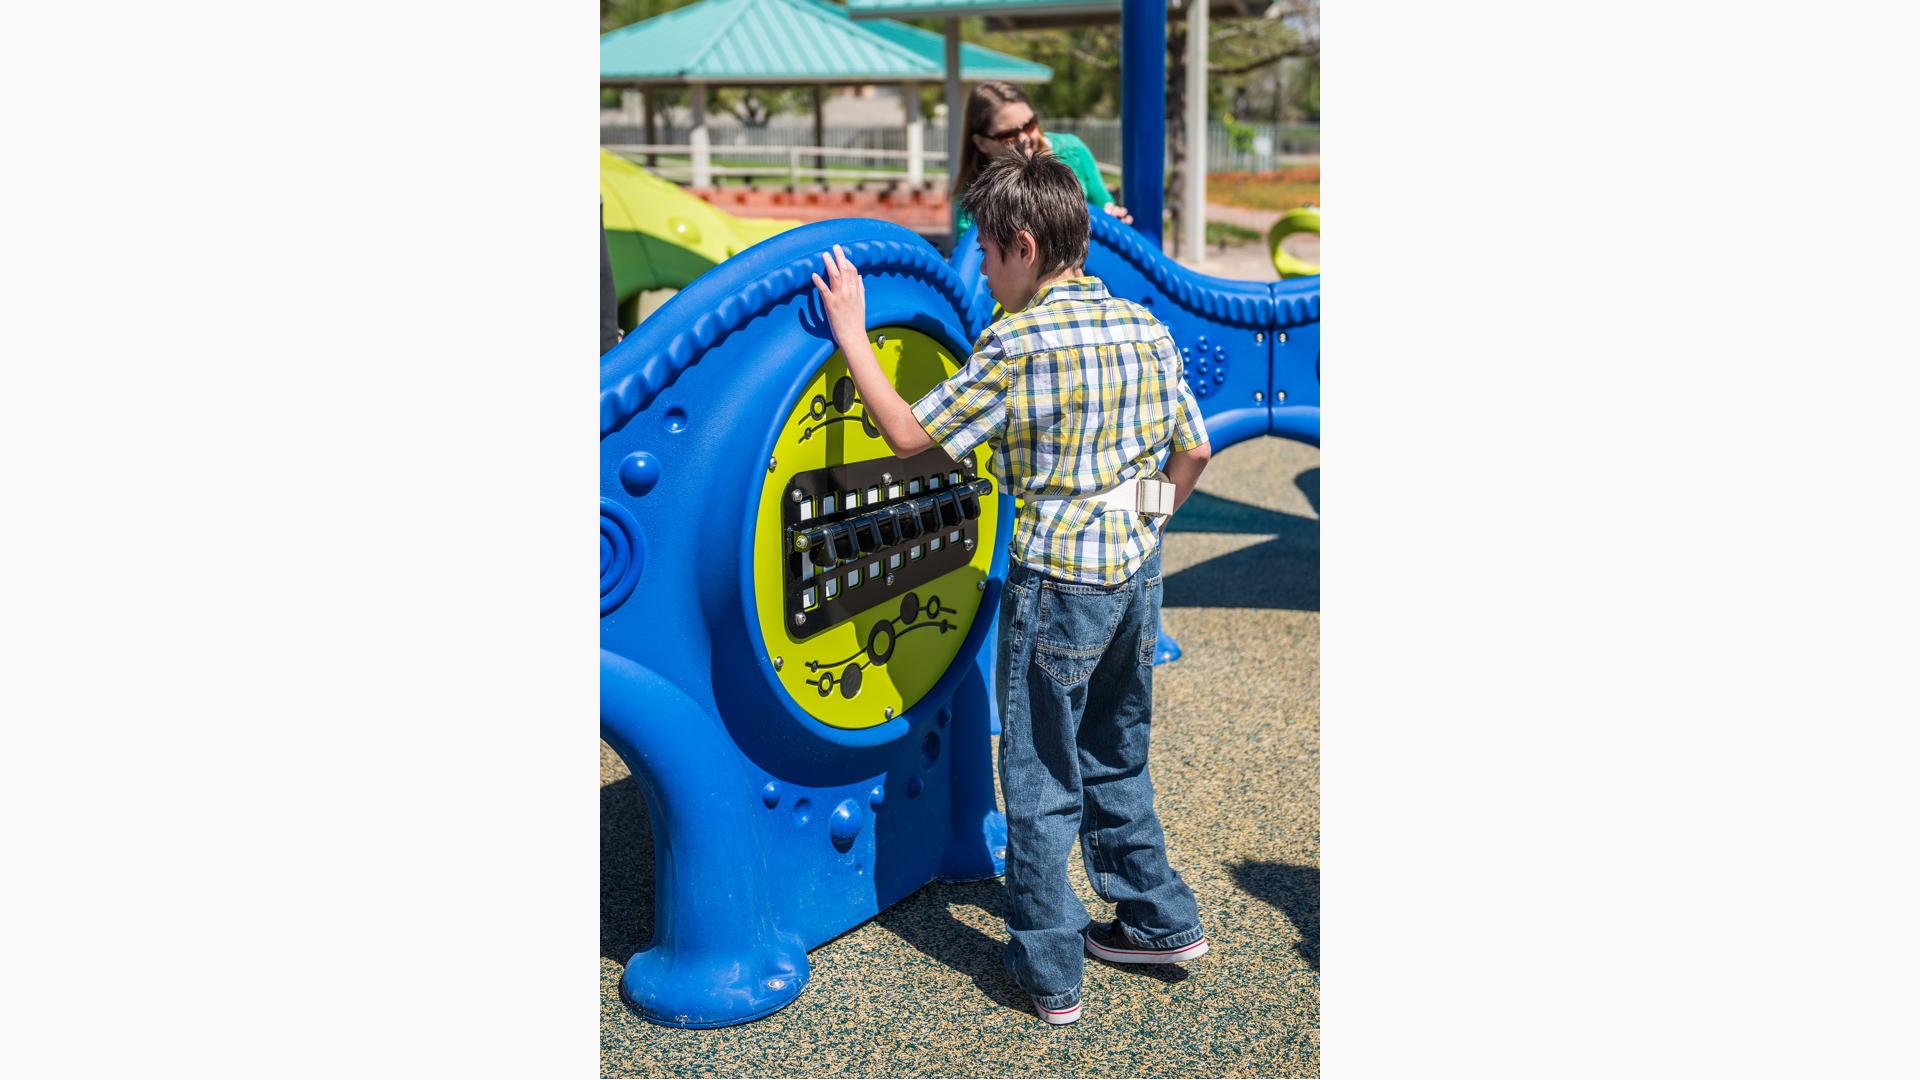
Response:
[1104,202,1134,226]
[811,244,867,350]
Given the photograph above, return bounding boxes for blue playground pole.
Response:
[1121,0,1167,251]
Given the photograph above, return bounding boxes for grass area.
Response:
[1208,166,1321,212]
[1206,220,1263,245]
[1167,219,1266,247]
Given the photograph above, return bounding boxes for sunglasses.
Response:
[983,117,1040,144]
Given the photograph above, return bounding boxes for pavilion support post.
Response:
[689,83,711,189]
[1183,0,1208,263]
[1121,0,1167,250]
[643,87,658,168]
[903,83,924,188]
[944,20,963,198]
[812,85,826,184]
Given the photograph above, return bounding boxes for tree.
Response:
[601,0,696,32]
[980,27,1122,119]
[713,87,805,128]
[1169,0,1319,251]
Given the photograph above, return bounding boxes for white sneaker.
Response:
[1083,919,1210,964]
[1033,996,1082,1025]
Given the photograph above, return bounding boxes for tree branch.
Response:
[1060,43,1121,72]
[1209,45,1319,77]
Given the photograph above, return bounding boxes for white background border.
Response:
[4,2,1916,1075]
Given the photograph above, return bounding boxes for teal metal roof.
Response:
[602,0,1051,83]
[845,0,1120,19]
[852,15,1053,81]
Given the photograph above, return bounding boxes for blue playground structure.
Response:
[603,220,1011,1027]
[950,210,1320,452]
[600,0,1318,1030]
[601,213,1318,1027]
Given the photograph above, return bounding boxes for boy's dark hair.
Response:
[961,151,1091,277]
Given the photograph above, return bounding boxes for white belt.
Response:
[1030,473,1176,518]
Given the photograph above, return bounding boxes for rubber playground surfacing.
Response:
[601,436,1320,1077]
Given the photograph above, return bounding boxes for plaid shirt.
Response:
[911,276,1209,585]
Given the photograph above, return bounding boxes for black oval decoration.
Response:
[867,621,896,666]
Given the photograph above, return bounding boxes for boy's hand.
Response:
[807,242,933,458]
[811,245,867,351]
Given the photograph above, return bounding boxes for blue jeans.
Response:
[995,549,1205,1008]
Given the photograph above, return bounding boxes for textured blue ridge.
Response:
[1270,276,1322,328]
[601,221,976,439]
[1085,210,1274,328]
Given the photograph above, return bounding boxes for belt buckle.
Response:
[1136,478,1172,517]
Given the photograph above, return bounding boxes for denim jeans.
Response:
[995,549,1205,1008]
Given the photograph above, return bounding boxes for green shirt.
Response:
[953,131,1115,235]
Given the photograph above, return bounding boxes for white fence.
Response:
[600,117,1318,177]
[603,142,948,187]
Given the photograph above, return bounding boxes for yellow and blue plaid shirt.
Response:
[911,276,1209,585]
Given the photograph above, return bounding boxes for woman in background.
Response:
[951,81,1132,236]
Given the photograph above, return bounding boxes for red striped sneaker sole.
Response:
[1084,934,1210,965]
[1036,1000,1082,1025]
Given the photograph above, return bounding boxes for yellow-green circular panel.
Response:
[753,327,1001,729]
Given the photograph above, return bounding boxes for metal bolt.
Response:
[767,456,778,473]
[790,489,804,502]
[884,706,895,720]
[767,978,786,990]
[793,612,806,626]
[1278,332,1288,344]
[773,656,784,671]
[1254,332,1265,344]
[882,472,893,484]
[1275,391,1287,403]
[1254,391,1265,403]
[886,573,896,586]
[995,846,1007,859]
[976,580,987,591]
[964,538,975,551]
[876,334,886,346]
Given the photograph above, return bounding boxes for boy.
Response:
[811,152,1213,1025]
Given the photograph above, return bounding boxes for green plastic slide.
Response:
[600,149,798,299]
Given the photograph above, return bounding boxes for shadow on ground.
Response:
[873,880,1027,1012]
[1296,467,1319,515]
[874,880,1193,1015]
[1164,484,1303,536]
[601,776,654,964]
[1163,535,1318,612]
[1227,860,1319,970]
[1163,467,1316,536]
[1160,472,1319,613]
